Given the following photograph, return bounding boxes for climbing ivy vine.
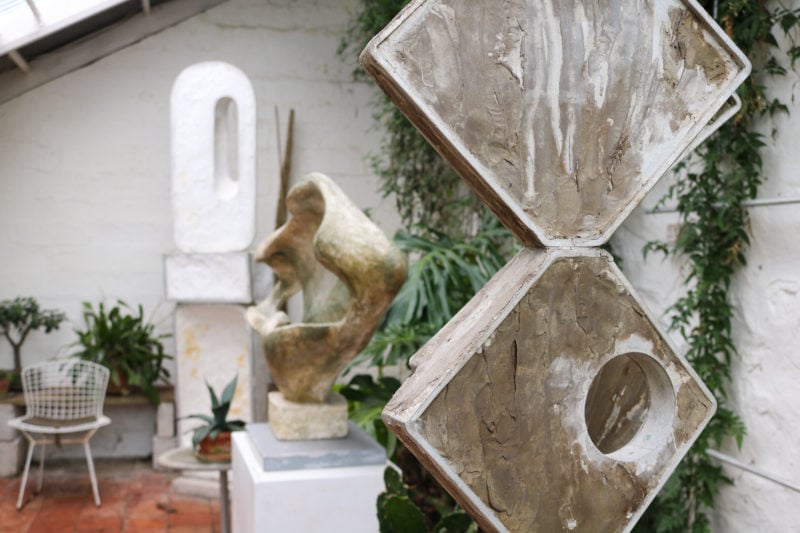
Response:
[340,1,800,531]
[637,2,800,531]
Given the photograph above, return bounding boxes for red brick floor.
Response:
[0,459,222,532]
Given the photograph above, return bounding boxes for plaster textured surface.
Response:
[174,304,252,448]
[362,0,749,246]
[171,61,256,253]
[165,252,252,303]
[385,249,715,532]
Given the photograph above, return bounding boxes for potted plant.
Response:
[72,300,171,406]
[0,297,66,384]
[0,369,12,398]
[188,374,246,462]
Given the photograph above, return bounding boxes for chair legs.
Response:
[16,438,35,510]
[15,431,102,510]
[84,440,101,507]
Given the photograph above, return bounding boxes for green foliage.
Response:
[0,296,66,375]
[72,300,171,406]
[187,374,246,449]
[377,467,476,533]
[378,467,427,533]
[338,374,401,457]
[636,2,800,531]
[355,215,514,371]
[340,0,484,233]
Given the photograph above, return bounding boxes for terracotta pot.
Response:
[194,432,232,463]
[0,376,9,398]
[107,371,133,395]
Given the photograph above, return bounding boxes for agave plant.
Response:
[189,374,246,449]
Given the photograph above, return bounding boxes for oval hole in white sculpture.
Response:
[215,96,239,201]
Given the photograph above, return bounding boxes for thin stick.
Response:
[275,109,295,229]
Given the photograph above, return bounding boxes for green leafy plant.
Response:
[377,467,476,533]
[635,2,800,531]
[72,300,171,406]
[187,374,246,449]
[338,374,401,458]
[339,0,482,234]
[355,215,513,371]
[0,296,66,377]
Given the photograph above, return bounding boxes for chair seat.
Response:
[9,414,111,434]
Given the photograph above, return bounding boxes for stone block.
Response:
[156,401,176,438]
[175,305,253,448]
[171,61,257,253]
[165,253,252,303]
[0,436,24,477]
[267,391,347,440]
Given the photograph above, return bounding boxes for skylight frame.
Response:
[0,0,143,59]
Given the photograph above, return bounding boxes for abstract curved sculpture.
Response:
[247,173,406,438]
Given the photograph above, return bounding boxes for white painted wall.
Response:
[0,0,396,374]
[613,76,800,531]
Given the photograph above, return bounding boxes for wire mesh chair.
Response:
[8,359,111,510]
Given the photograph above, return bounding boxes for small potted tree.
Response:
[188,374,246,462]
[0,297,66,389]
[72,300,171,406]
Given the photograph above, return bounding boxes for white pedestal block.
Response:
[232,426,385,533]
[165,253,252,303]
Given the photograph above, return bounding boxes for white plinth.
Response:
[165,253,252,303]
[232,429,385,533]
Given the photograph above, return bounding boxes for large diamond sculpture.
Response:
[362,0,751,531]
[361,0,750,246]
[383,248,715,531]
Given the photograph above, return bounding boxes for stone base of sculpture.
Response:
[268,391,348,440]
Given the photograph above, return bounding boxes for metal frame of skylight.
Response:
[1,0,152,72]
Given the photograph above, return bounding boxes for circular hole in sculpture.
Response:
[584,352,674,458]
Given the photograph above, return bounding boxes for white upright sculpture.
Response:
[167,61,258,451]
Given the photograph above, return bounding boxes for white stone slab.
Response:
[232,431,384,533]
[175,305,253,448]
[171,61,257,253]
[165,253,252,303]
